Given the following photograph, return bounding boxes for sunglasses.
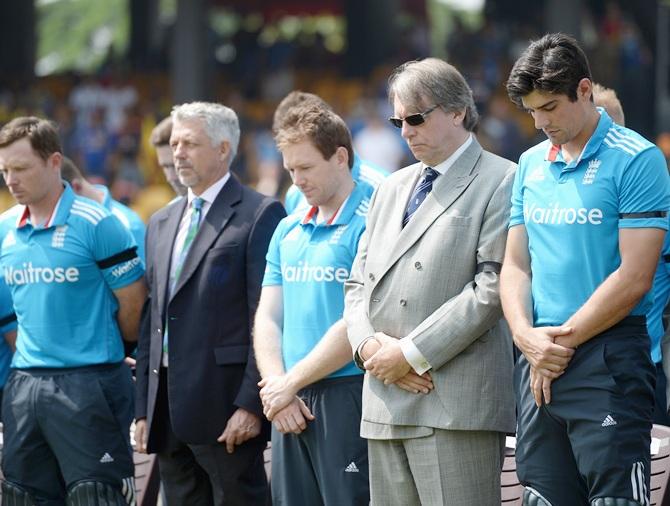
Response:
[388,105,439,129]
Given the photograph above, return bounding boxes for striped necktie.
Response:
[403,168,438,227]
[163,197,203,365]
[171,197,204,292]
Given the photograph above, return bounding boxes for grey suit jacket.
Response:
[344,137,517,439]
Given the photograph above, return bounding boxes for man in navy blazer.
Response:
[135,102,285,505]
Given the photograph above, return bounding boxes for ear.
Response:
[453,108,466,126]
[71,179,84,193]
[577,78,593,101]
[220,140,230,163]
[49,152,62,173]
[335,146,349,169]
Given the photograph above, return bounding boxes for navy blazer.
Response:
[135,175,285,449]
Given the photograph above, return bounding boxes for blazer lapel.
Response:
[156,197,187,316]
[170,177,241,300]
[380,139,483,277]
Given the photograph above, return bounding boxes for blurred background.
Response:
[0,0,668,217]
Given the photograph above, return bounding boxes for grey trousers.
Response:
[368,429,506,506]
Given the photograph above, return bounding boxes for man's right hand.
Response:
[135,418,147,454]
[514,325,575,377]
[272,397,315,434]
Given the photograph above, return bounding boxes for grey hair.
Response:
[388,58,479,131]
[171,101,241,162]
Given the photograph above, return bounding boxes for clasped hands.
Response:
[258,374,314,435]
[518,325,576,407]
[361,332,434,395]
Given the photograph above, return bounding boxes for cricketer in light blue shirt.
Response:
[0,183,144,368]
[96,184,146,263]
[284,154,387,214]
[510,109,670,327]
[263,182,369,377]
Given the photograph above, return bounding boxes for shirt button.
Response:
[156,328,161,333]
[369,273,375,282]
[414,261,422,270]
[152,369,158,375]
[372,298,380,303]
[399,299,407,307]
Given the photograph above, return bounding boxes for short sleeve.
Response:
[509,158,526,228]
[94,214,145,290]
[262,219,286,287]
[619,147,670,230]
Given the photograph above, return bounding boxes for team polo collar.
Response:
[17,182,74,229]
[300,182,364,227]
[95,184,113,210]
[544,108,613,166]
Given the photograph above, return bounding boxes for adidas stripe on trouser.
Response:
[1,363,135,502]
[514,316,655,506]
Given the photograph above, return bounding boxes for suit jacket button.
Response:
[399,299,407,307]
[368,273,375,282]
[414,261,422,270]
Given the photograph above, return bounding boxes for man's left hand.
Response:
[217,408,261,454]
[259,375,298,420]
[363,333,411,384]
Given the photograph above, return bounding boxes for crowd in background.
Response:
[0,4,661,220]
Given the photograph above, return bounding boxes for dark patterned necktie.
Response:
[403,168,438,227]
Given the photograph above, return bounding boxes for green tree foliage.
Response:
[36,0,129,75]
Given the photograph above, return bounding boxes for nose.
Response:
[3,170,15,186]
[533,111,549,130]
[173,142,186,159]
[401,121,415,140]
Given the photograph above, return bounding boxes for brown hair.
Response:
[150,116,173,147]
[0,116,62,161]
[272,91,330,135]
[274,104,353,169]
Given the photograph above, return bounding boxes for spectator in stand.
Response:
[353,105,406,173]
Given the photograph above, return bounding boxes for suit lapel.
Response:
[170,176,241,300]
[156,198,187,316]
[380,139,483,278]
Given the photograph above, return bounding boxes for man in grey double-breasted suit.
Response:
[344,58,516,505]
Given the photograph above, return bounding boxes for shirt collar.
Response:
[424,134,473,175]
[93,184,113,210]
[187,172,230,207]
[544,108,613,165]
[300,182,365,227]
[17,182,73,229]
